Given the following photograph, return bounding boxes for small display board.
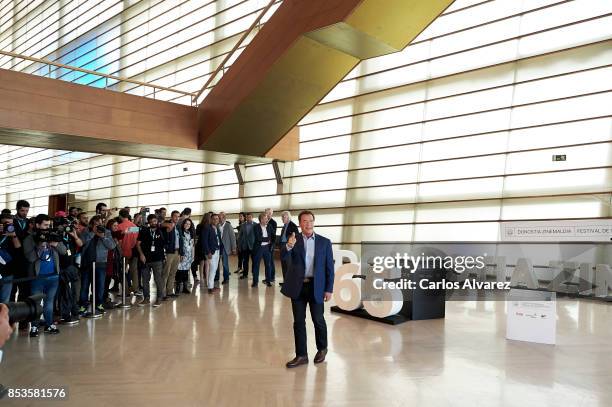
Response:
[506,288,556,345]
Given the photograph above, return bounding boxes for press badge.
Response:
[66,249,72,256]
[151,245,156,252]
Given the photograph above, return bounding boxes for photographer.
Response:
[75,212,89,235]
[22,214,67,337]
[117,209,139,296]
[0,213,21,303]
[67,207,80,223]
[53,215,82,325]
[78,215,115,316]
[95,202,116,222]
[103,218,123,306]
[10,201,30,315]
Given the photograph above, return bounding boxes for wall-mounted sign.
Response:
[502,220,612,242]
[552,154,566,161]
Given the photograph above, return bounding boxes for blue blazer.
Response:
[280,232,334,304]
[200,224,218,256]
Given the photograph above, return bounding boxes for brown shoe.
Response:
[286,356,309,368]
[314,349,328,364]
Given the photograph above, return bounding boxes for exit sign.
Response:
[553,154,566,161]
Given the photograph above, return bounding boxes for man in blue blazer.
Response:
[281,210,334,368]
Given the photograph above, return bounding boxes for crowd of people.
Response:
[0,200,300,338]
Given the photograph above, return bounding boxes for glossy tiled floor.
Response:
[1,259,611,407]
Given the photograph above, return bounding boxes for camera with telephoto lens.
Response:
[6,293,44,325]
[95,225,106,234]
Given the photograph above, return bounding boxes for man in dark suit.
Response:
[237,213,255,280]
[281,210,334,368]
[264,208,277,282]
[278,211,299,287]
[252,213,274,287]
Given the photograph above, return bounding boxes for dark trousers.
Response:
[79,262,106,307]
[252,246,271,285]
[12,279,30,302]
[142,261,163,299]
[104,274,113,302]
[59,269,79,319]
[191,258,199,281]
[270,249,276,281]
[176,269,189,283]
[221,250,230,282]
[240,248,253,277]
[291,281,327,357]
[281,260,288,283]
[10,257,29,302]
[237,250,245,270]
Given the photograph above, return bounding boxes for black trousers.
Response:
[176,269,188,283]
[237,250,245,269]
[291,281,327,357]
[191,257,200,281]
[240,249,253,277]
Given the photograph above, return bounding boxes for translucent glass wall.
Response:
[1,0,611,255]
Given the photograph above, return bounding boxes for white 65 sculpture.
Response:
[332,249,404,318]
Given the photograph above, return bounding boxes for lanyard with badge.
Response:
[38,243,52,262]
[150,228,157,252]
[16,218,26,233]
[62,234,72,257]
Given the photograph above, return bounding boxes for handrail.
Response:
[192,0,277,106]
[0,49,195,101]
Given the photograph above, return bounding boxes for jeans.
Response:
[221,250,230,282]
[79,262,106,308]
[142,261,163,299]
[206,250,220,289]
[31,275,59,327]
[252,246,272,285]
[0,274,13,303]
[0,276,13,304]
[291,281,327,357]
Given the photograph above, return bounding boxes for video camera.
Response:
[53,216,76,234]
[6,294,44,325]
[34,229,62,243]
